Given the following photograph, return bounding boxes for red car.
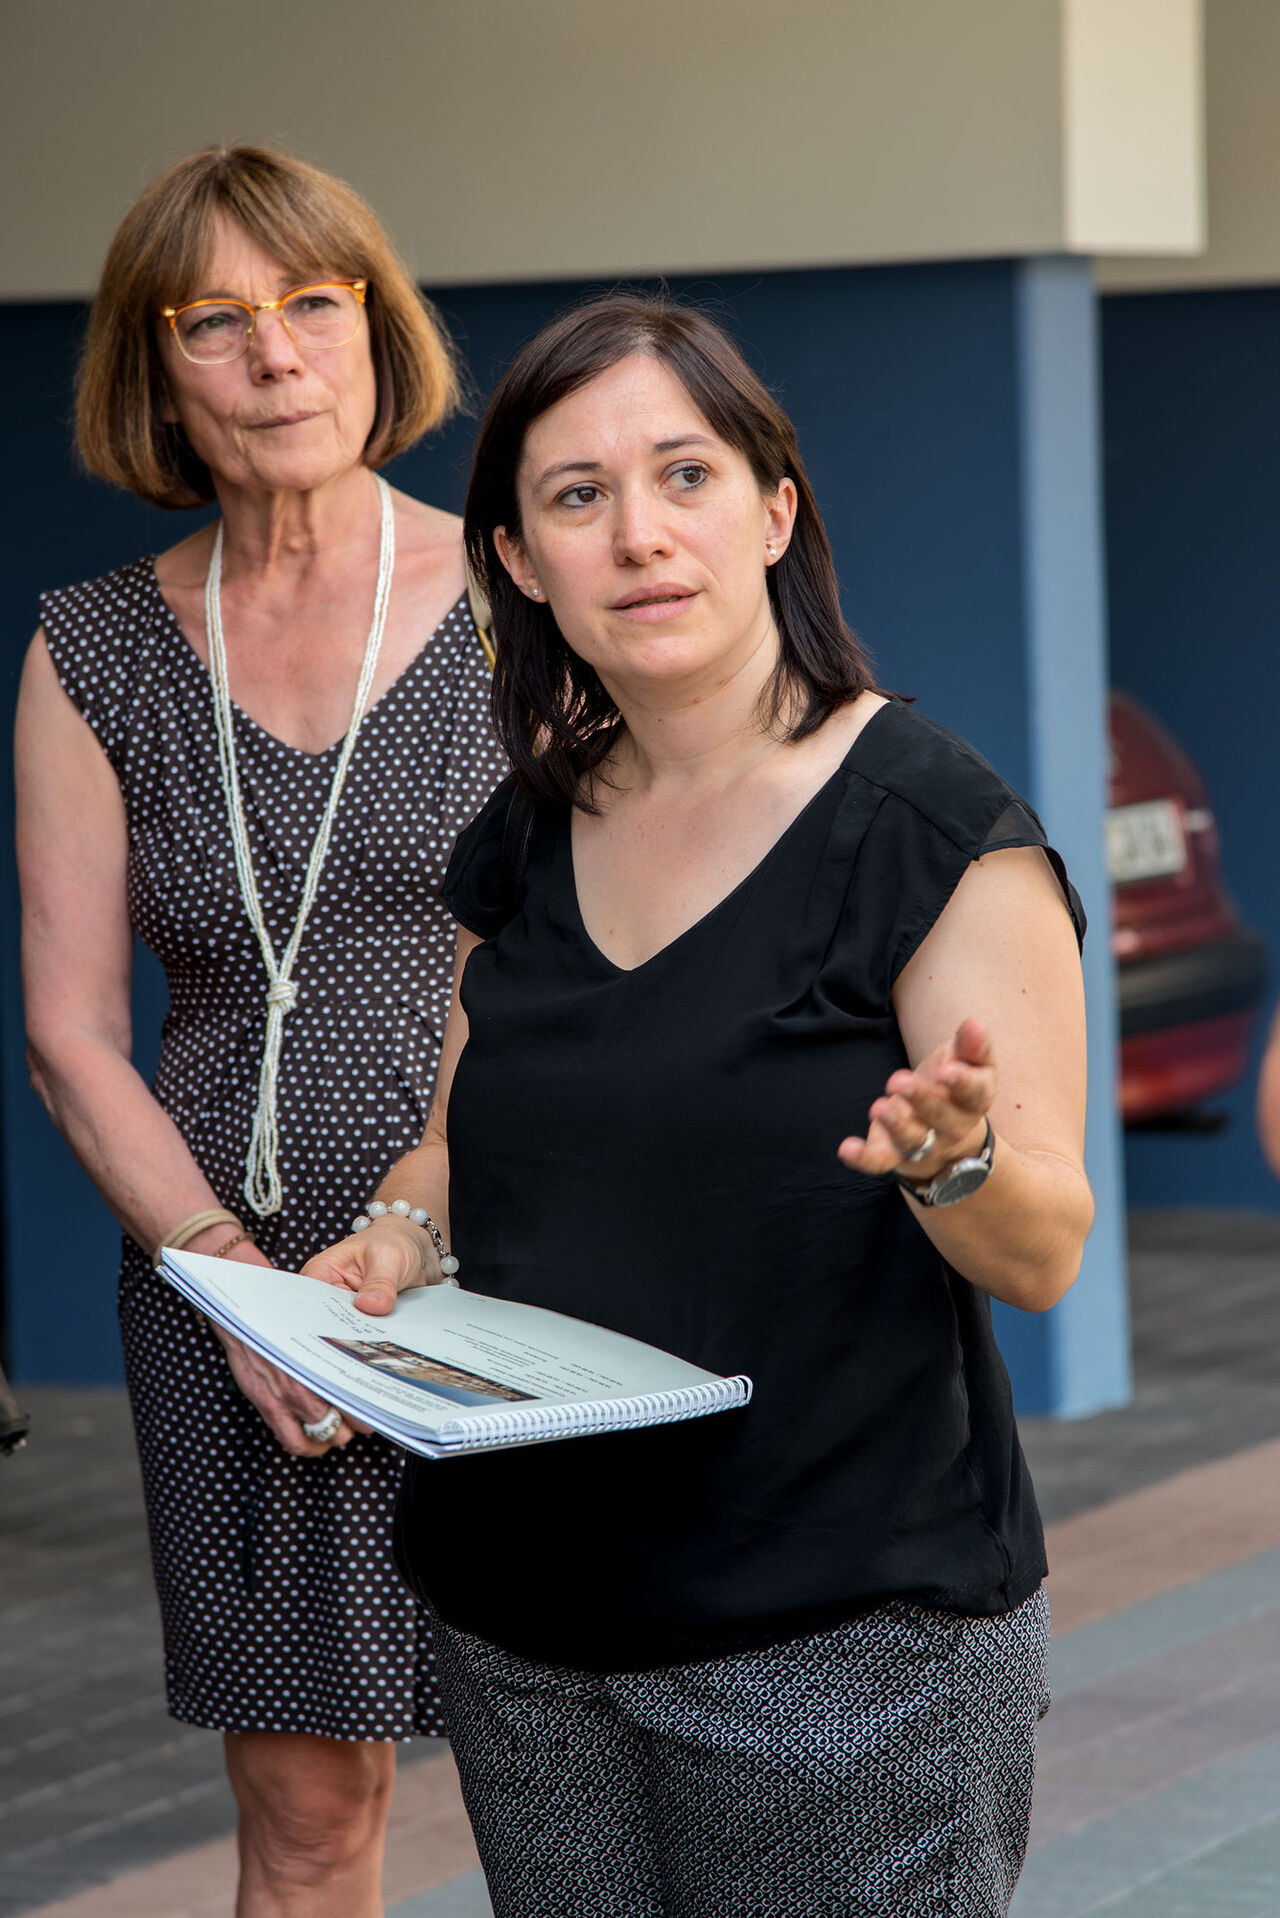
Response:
[1108,692,1267,1123]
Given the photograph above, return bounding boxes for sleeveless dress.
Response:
[39,556,508,1738]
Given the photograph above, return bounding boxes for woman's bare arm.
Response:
[16,633,345,1452]
[17,633,234,1250]
[838,846,1094,1312]
[1258,1003,1280,1179]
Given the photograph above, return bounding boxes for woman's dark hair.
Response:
[464,294,876,806]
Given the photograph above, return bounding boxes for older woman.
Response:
[15,146,506,1916]
[311,296,1094,1917]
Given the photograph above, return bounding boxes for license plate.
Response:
[1106,799,1187,884]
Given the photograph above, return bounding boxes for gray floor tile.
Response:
[1020,1211,1280,1523]
[1049,1547,1280,1697]
[1013,1738,1280,1917]
[390,1869,495,1917]
[1073,1810,1280,1917]
[5,1216,1280,1914]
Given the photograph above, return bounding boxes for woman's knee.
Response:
[227,1733,394,1877]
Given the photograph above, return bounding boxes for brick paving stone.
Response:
[1012,1737,1280,1916]
[1043,1437,1280,1632]
[5,1214,1280,1916]
[1082,1811,1280,1917]
[0,1389,229,1914]
[389,1875,494,1918]
[3,1734,231,1863]
[9,1745,478,1918]
[1049,1547,1280,1697]
[1020,1211,1280,1523]
[1033,1651,1280,1843]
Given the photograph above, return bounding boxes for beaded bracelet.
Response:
[351,1199,460,1279]
[212,1228,255,1259]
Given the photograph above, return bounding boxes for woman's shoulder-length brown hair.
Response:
[463,293,878,809]
[77,143,459,510]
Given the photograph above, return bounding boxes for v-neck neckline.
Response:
[564,700,895,977]
[146,559,468,763]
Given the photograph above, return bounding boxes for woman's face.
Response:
[158,215,378,498]
[497,353,796,705]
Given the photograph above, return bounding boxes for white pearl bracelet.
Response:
[351,1199,461,1279]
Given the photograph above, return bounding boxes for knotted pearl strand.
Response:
[205,475,395,1217]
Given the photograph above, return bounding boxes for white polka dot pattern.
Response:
[39,556,509,1739]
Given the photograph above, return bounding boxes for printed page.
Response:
[164,1252,733,1442]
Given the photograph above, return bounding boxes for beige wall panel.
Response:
[1100,0,1280,290]
[1063,0,1203,253]
[2,0,1072,299]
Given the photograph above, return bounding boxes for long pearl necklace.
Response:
[204,474,395,1217]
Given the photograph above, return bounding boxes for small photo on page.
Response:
[320,1337,536,1408]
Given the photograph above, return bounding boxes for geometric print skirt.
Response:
[431,1586,1051,1917]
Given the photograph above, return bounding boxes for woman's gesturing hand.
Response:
[301,1216,439,1318]
[837,1016,995,1179]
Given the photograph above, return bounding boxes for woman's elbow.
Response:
[1010,1179,1095,1314]
[25,1037,63,1125]
[24,1022,115,1131]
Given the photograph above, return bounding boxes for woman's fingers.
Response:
[347,1244,412,1317]
[951,1015,994,1068]
[881,1067,993,1132]
[837,1113,908,1175]
[303,1256,354,1291]
[277,1371,338,1427]
[218,1333,354,1456]
[301,1219,430,1317]
[838,1019,995,1175]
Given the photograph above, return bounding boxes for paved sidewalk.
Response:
[3,1210,1279,1915]
[1013,1444,1280,1917]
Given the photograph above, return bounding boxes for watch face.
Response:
[930,1160,992,1207]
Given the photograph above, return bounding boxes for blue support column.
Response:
[993,256,1131,1417]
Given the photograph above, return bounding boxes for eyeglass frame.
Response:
[160,279,369,365]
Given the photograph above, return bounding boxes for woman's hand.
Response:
[837,1017,994,1179]
[837,846,1092,1312]
[185,1231,362,1453]
[213,1325,360,1456]
[302,1216,440,1318]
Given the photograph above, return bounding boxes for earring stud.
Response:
[530,586,540,598]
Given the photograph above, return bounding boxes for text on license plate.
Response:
[1106,799,1187,884]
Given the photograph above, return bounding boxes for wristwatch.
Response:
[893,1118,995,1208]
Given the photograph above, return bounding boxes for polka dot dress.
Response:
[39,557,509,1739]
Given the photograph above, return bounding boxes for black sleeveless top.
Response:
[395,702,1084,1671]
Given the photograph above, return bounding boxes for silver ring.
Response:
[302,1407,343,1443]
[903,1127,938,1165]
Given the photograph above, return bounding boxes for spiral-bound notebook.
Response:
[160,1250,752,1459]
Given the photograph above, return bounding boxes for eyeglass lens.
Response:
[174,284,362,363]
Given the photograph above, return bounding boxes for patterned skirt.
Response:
[432,1587,1050,1916]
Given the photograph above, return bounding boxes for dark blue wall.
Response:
[2,259,1032,1382]
[1102,288,1280,1210]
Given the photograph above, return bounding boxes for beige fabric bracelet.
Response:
[153,1208,243,1270]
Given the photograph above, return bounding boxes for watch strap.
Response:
[892,1117,995,1207]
